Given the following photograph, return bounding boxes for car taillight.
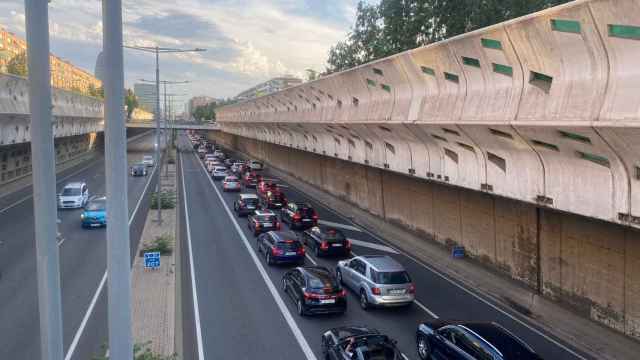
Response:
[255,223,261,229]
[312,214,319,221]
[276,222,281,230]
[303,291,327,300]
[320,241,329,250]
[371,287,381,295]
[345,239,352,249]
[408,284,416,294]
[271,247,283,256]
[296,247,305,256]
[292,213,302,221]
[338,289,347,297]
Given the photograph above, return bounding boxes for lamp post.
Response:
[123,46,205,223]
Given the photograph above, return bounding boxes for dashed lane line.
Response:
[317,219,362,232]
[348,238,399,254]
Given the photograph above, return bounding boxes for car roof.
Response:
[458,323,537,358]
[301,266,335,282]
[224,176,238,180]
[359,255,404,272]
[239,193,258,199]
[254,209,276,216]
[65,182,84,188]
[330,326,380,341]
[271,230,298,242]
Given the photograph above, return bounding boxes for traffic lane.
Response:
[214,148,590,360]
[198,158,423,359]
[180,150,308,360]
[0,133,157,360]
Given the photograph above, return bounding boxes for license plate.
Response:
[320,299,336,304]
[332,243,343,247]
[263,223,273,227]
[285,252,296,256]
[389,289,405,295]
[302,219,311,222]
[91,223,101,227]
[247,206,255,209]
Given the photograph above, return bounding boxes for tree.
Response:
[125,89,138,120]
[7,52,28,77]
[305,69,320,82]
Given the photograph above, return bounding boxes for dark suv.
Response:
[281,202,318,230]
[257,231,305,265]
[247,210,281,236]
[282,266,347,316]
[301,226,351,257]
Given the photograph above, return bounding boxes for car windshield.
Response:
[143,156,152,161]
[276,240,301,251]
[256,215,276,222]
[225,177,238,182]
[324,229,345,242]
[62,187,81,196]
[133,164,144,169]
[298,206,315,217]
[370,270,411,285]
[243,198,258,206]
[307,271,339,290]
[358,342,400,360]
[86,200,106,211]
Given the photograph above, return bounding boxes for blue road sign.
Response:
[144,251,161,269]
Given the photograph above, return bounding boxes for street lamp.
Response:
[123,45,205,223]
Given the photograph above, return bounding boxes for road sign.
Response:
[144,251,161,269]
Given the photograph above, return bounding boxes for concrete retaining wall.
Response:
[214,132,640,340]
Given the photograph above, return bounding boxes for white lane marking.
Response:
[402,353,410,360]
[305,253,317,265]
[317,219,362,232]
[191,149,318,360]
[64,160,159,360]
[179,153,206,360]
[414,299,439,319]
[348,238,399,254]
[0,130,154,215]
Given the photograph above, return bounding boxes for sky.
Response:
[0,0,372,110]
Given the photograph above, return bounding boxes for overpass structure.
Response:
[126,121,220,130]
[215,0,640,339]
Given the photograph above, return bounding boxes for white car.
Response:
[248,160,264,171]
[142,155,154,167]
[57,182,89,209]
[213,150,225,159]
[212,166,228,180]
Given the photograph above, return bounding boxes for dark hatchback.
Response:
[130,163,147,176]
[302,226,351,257]
[234,194,259,216]
[247,210,281,236]
[282,266,347,316]
[257,231,305,265]
[322,326,403,360]
[416,321,543,360]
[281,202,318,230]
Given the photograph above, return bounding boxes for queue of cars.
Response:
[188,132,543,360]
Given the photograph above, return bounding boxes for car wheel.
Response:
[417,334,431,360]
[314,245,320,258]
[281,278,287,292]
[297,299,305,316]
[266,252,273,265]
[336,269,343,285]
[359,289,369,311]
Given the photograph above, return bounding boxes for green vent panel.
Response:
[462,57,481,68]
[385,142,396,154]
[366,78,376,87]
[551,19,581,34]
[489,128,514,139]
[444,72,459,83]
[373,68,383,76]
[492,63,513,77]
[445,148,459,163]
[578,151,610,167]
[608,24,640,40]
[421,66,435,76]
[442,128,460,136]
[381,84,391,92]
[481,38,502,50]
[379,126,392,133]
[431,134,448,142]
[487,152,506,172]
[530,71,553,84]
[635,165,640,180]
[531,139,559,151]
[457,142,475,152]
[559,130,591,144]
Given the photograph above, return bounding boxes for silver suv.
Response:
[336,255,415,310]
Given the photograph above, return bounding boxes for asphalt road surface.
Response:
[0,132,160,360]
[176,132,594,360]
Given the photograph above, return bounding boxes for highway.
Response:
[176,132,595,360]
[0,132,160,360]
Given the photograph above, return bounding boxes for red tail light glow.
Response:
[296,247,305,256]
[320,241,329,250]
[408,284,416,294]
[346,239,352,249]
[276,222,281,230]
[371,287,381,295]
[338,289,347,297]
[271,247,283,256]
[292,213,302,221]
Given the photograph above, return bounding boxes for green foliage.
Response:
[326,0,572,73]
[150,190,176,209]
[88,84,104,99]
[142,234,174,255]
[7,52,28,77]
[305,69,320,82]
[93,342,177,360]
[125,88,139,120]
[192,102,216,122]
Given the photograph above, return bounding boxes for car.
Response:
[234,193,260,216]
[281,202,318,230]
[256,230,305,265]
[321,326,403,360]
[213,150,225,159]
[57,182,89,209]
[302,226,351,257]
[224,158,234,167]
[231,162,246,175]
[416,321,543,360]
[248,159,264,171]
[130,163,148,177]
[197,148,206,159]
[247,209,281,235]
[257,184,287,210]
[204,154,216,162]
[242,171,258,188]
[142,155,154,167]
[336,255,415,310]
[212,166,228,180]
[222,176,241,192]
[282,266,347,316]
[81,196,107,228]
[192,142,200,150]
[257,179,278,195]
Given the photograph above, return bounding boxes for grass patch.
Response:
[93,342,177,360]
[140,234,174,256]
[150,190,176,209]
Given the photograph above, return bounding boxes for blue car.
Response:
[256,230,305,266]
[81,196,107,228]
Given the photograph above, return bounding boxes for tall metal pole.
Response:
[163,83,168,177]
[154,47,162,222]
[102,1,132,358]
[24,1,64,359]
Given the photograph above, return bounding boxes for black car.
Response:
[129,163,147,177]
[281,202,318,230]
[282,266,347,316]
[322,326,403,360]
[247,210,280,236]
[256,231,305,265]
[234,194,260,216]
[302,226,351,257]
[416,321,542,360]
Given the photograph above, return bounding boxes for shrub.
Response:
[141,234,173,256]
[150,190,175,209]
[93,342,177,360]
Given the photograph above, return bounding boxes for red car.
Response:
[257,180,278,196]
[242,171,259,188]
[258,186,287,209]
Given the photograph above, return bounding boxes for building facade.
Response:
[0,26,102,96]
[187,96,218,116]
[235,76,302,100]
[134,83,158,113]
